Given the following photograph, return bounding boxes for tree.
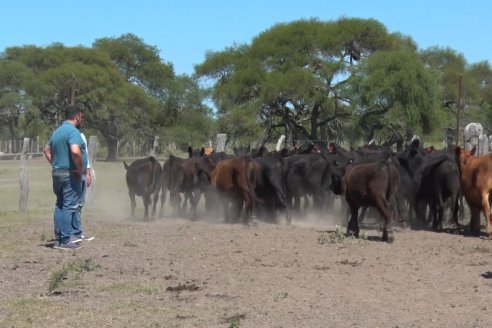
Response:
[4,44,164,160]
[93,33,175,97]
[0,58,34,151]
[196,18,414,147]
[350,49,441,145]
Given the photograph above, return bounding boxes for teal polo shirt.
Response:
[48,121,88,171]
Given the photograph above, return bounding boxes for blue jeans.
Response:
[52,170,82,244]
[71,174,86,237]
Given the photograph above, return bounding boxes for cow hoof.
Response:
[382,231,394,243]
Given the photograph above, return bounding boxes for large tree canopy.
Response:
[195,17,431,147]
[1,18,491,157]
[1,36,213,159]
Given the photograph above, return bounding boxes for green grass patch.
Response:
[0,298,54,327]
[47,258,100,295]
[318,225,367,244]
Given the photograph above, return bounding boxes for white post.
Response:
[276,135,286,152]
[216,134,227,152]
[35,136,40,153]
[150,136,158,157]
[86,136,97,208]
[19,138,30,213]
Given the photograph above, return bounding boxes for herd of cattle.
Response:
[123,139,492,243]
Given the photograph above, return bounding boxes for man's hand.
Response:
[43,145,52,164]
[86,169,92,187]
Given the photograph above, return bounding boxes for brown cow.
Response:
[455,146,492,237]
[211,156,261,224]
[343,159,398,242]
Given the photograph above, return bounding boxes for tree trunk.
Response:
[8,121,18,153]
[106,139,118,161]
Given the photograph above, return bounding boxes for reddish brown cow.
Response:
[211,156,261,224]
[455,146,492,237]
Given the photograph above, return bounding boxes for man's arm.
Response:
[70,144,83,177]
[43,144,52,164]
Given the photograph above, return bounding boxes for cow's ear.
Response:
[200,147,205,157]
[471,146,477,156]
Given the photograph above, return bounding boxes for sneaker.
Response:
[53,241,83,250]
[70,236,83,244]
[80,235,95,241]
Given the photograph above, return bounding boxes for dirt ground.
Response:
[1,159,492,327]
[1,212,492,327]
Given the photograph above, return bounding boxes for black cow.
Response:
[411,153,461,231]
[124,156,162,220]
[253,152,291,224]
[159,155,185,217]
[398,139,461,231]
[283,153,342,217]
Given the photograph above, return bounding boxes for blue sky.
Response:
[2,0,491,75]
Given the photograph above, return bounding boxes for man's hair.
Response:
[65,105,83,120]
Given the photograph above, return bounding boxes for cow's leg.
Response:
[292,195,301,214]
[151,189,159,218]
[451,194,461,233]
[303,195,310,215]
[271,182,291,225]
[170,192,181,217]
[231,197,243,223]
[189,190,201,221]
[159,186,166,218]
[374,196,393,243]
[358,206,368,224]
[142,194,151,220]
[434,202,444,232]
[469,204,482,235]
[129,191,136,218]
[481,192,492,238]
[346,203,360,238]
[180,193,189,216]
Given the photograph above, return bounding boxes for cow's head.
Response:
[455,146,476,166]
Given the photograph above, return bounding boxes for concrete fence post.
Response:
[216,134,227,152]
[86,136,97,208]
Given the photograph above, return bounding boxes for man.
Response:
[72,130,94,241]
[43,106,88,250]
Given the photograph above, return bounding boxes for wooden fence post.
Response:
[19,138,30,213]
[86,136,97,208]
